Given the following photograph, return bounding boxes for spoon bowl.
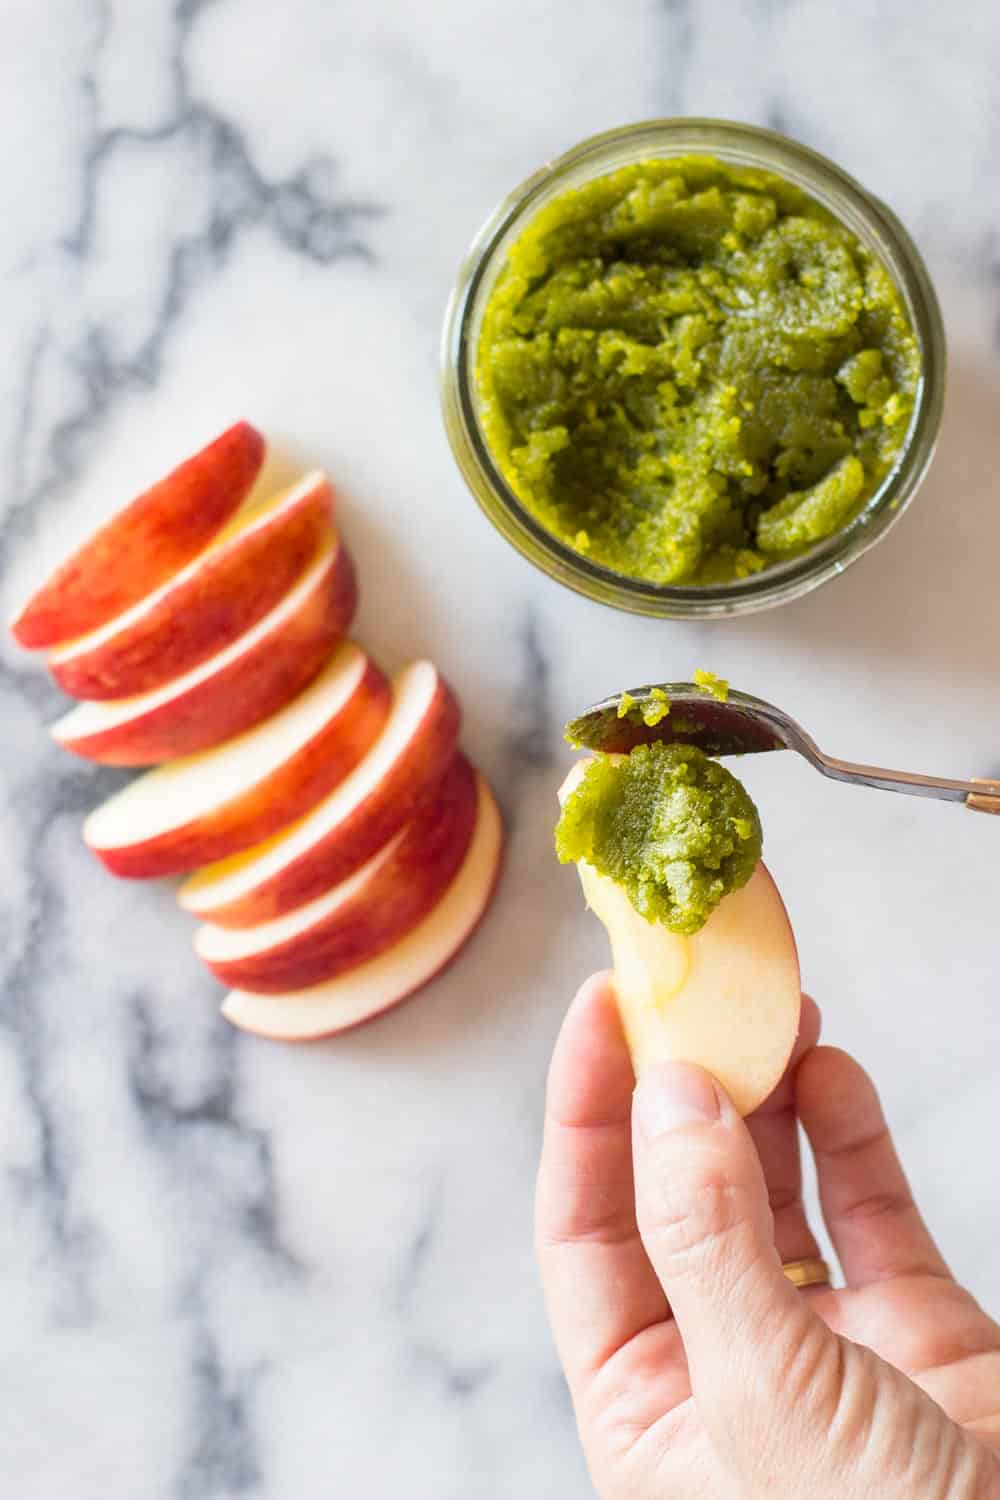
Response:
[566,684,1000,812]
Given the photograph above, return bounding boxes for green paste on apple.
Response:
[555,741,762,935]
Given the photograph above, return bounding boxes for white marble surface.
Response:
[2,2,1000,1494]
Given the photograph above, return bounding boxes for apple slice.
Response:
[221,772,503,1040]
[195,753,478,993]
[83,642,390,878]
[48,472,334,700]
[559,762,800,1116]
[179,660,460,928]
[51,535,356,764]
[11,421,266,648]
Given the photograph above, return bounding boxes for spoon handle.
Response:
[966,779,1000,815]
[812,753,1000,808]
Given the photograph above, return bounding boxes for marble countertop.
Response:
[3,2,1000,1495]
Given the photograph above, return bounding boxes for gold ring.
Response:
[782,1257,831,1289]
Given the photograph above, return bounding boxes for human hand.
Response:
[536,975,1000,1499]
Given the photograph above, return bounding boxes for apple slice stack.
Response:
[11,422,503,1039]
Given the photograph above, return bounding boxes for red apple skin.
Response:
[88,654,391,879]
[226,786,509,1044]
[191,672,461,929]
[54,542,357,765]
[11,422,267,648]
[200,753,479,993]
[227,846,506,1042]
[49,475,334,700]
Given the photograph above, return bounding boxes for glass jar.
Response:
[441,118,946,619]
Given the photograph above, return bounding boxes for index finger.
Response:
[535,974,669,1391]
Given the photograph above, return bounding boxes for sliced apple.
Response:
[48,472,334,700]
[559,761,800,1116]
[195,753,478,993]
[179,660,461,928]
[51,536,356,764]
[83,642,390,878]
[221,772,503,1040]
[11,421,266,648]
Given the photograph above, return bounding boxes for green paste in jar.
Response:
[475,157,921,585]
[555,742,762,935]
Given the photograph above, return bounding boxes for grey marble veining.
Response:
[3,2,1000,1496]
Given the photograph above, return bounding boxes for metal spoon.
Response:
[565,685,1000,814]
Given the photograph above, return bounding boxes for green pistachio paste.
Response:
[476,157,921,584]
[556,742,762,935]
[693,668,729,701]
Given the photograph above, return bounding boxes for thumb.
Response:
[632,1061,834,1479]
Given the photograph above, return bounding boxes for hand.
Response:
[536,975,1000,1499]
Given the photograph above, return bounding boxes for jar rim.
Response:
[441,118,946,619]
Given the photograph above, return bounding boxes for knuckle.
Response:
[907,1286,1000,1374]
[536,1210,638,1252]
[639,1162,751,1273]
[768,1180,803,1216]
[838,1186,913,1228]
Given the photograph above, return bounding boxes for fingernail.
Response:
[635,1062,721,1138]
